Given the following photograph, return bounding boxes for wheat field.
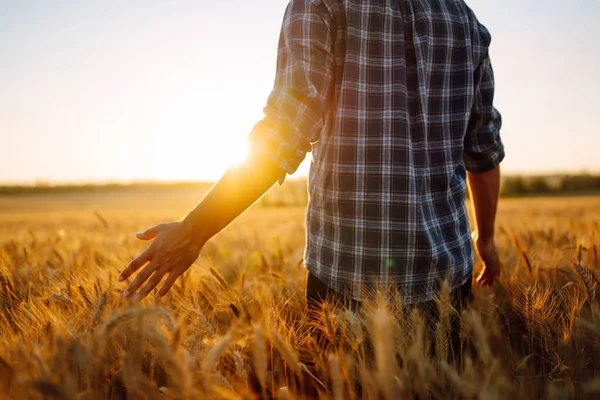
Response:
[1,188,599,399]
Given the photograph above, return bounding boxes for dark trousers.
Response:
[305,271,472,364]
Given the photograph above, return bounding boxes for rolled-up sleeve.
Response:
[248,1,335,184]
[463,45,505,173]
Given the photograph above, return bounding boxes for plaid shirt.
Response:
[248,0,504,304]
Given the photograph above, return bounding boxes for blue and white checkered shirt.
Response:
[248,0,505,304]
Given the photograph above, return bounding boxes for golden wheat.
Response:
[0,193,599,398]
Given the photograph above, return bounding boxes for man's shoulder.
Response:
[458,1,493,47]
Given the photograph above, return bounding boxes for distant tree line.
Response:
[500,174,600,197]
[1,174,599,207]
[0,182,214,196]
[260,174,600,206]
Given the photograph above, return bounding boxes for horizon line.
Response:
[2,169,600,188]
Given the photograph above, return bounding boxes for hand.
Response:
[118,222,204,299]
[472,231,502,286]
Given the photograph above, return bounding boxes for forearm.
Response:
[466,165,501,239]
[181,156,281,243]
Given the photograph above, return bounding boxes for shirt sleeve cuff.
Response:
[464,143,505,173]
[247,118,307,185]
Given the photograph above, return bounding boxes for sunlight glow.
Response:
[133,84,259,183]
[148,134,250,182]
[2,1,600,183]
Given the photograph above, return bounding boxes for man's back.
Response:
[119,0,503,307]
[249,0,505,303]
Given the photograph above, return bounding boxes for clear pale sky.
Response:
[1,0,599,183]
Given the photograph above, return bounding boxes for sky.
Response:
[1,0,599,184]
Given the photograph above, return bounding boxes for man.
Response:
[118,0,503,318]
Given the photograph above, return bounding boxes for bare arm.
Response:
[118,2,334,299]
[467,165,501,241]
[463,28,504,286]
[117,157,281,299]
[181,157,281,243]
[467,166,502,286]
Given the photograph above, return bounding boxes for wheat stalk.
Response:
[270,327,300,373]
[329,352,344,400]
[253,324,268,399]
[202,334,232,372]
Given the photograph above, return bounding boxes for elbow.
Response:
[463,145,505,174]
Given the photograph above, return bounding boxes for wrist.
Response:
[180,214,211,247]
[473,228,495,243]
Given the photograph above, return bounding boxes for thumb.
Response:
[136,224,164,240]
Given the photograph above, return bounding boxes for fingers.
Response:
[479,270,495,286]
[156,272,180,299]
[479,273,493,286]
[476,265,501,286]
[475,269,484,284]
[136,224,165,241]
[119,248,152,282]
[123,262,159,297]
[477,274,490,286]
[136,269,167,299]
